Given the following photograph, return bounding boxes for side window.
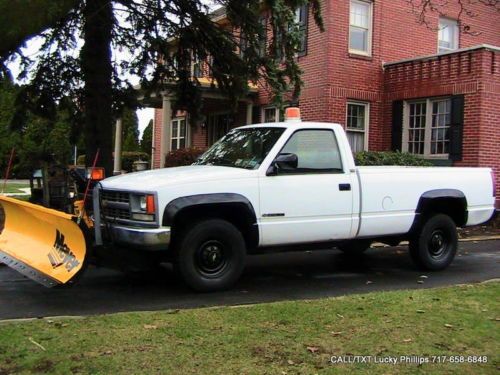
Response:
[280,130,343,173]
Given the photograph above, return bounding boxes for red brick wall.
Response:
[152,0,500,192]
[384,49,500,203]
[153,108,163,169]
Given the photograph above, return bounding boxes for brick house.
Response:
[148,1,500,205]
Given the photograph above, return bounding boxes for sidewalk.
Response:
[0,188,31,197]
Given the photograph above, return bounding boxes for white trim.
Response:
[348,0,373,56]
[402,98,451,159]
[345,101,370,152]
[384,44,500,67]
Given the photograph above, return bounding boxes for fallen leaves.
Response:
[306,346,320,353]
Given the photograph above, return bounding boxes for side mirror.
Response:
[266,153,298,176]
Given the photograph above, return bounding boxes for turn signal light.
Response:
[146,195,156,214]
[87,167,105,181]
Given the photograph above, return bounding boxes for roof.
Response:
[383,44,500,68]
[209,6,226,21]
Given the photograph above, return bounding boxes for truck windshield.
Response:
[195,127,285,169]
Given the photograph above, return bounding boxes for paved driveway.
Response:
[0,240,498,320]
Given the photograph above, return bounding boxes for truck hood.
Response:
[99,165,256,191]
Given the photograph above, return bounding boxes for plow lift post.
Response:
[0,156,105,287]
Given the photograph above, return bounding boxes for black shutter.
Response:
[449,95,464,161]
[391,100,404,151]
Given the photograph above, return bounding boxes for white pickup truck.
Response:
[94,110,496,291]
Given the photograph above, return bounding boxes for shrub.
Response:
[164,147,206,168]
[354,151,433,166]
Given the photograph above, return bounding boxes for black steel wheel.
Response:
[409,214,458,270]
[175,219,246,292]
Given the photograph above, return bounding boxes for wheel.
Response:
[409,214,458,270]
[174,219,246,292]
[337,240,372,256]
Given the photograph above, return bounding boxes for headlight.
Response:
[139,195,147,211]
[133,194,155,213]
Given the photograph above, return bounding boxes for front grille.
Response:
[101,190,130,203]
[100,190,131,220]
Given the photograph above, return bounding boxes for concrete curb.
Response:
[371,235,499,248]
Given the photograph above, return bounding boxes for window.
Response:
[171,118,186,150]
[346,102,369,152]
[403,98,452,157]
[239,32,248,58]
[407,101,426,155]
[262,107,282,123]
[195,127,285,170]
[280,130,343,173]
[295,5,308,56]
[349,0,372,55]
[192,52,203,78]
[438,18,459,53]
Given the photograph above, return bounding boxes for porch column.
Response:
[160,94,172,168]
[246,102,253,125]
[113,118,123,175]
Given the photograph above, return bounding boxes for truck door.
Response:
[258,129,354,246]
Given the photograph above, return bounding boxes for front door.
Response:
[258,129,354,246]
[207,113,232,146]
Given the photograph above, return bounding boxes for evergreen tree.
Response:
[141,119,153,155]
[121,108,140,152]
[0,0,324,174]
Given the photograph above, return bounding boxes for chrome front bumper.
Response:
[109,225,171,251]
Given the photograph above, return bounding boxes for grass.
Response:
[0,183,30,194]
[0,282,498,374]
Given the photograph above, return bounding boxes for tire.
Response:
[175,219,246,292]
[409,214,458,270]
[337,240,372,256]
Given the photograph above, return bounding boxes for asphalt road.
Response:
[0,240,498,320]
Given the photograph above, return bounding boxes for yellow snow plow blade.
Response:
[0,196,87,287]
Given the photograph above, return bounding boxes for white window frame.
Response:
[402,98,451,159]
[261,106,281,123]
[171,117,187,150]
[345,101,370,152]
[349,0,373,56]
[438,17,459,53]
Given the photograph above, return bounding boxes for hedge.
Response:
[164,147,206,168]
[354,151,433,166]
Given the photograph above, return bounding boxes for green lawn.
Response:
[0,282,498,374]
[0,183,30,194]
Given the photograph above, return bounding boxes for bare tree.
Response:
[405,0,500,34]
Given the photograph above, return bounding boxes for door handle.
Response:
[339,183,351,191]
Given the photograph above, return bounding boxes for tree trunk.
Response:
[80,0,114,175]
